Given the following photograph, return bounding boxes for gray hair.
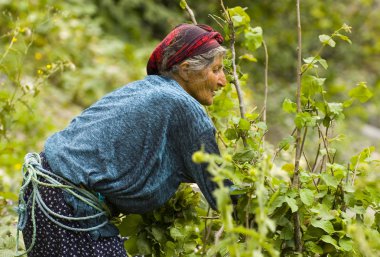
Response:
[159,46,226,77]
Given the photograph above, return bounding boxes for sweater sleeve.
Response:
[180,128,221,210]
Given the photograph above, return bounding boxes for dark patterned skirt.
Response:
[21,154,128,257]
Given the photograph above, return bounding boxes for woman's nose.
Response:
[218,71,227,88]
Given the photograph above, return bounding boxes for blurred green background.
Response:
[0,0,379,239]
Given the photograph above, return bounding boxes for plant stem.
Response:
[303,151,320,192]
[293,0,303,252]
[183,0,197,25]
[220,0,247,147]
[317,123,332,163]
[262,40,269,124]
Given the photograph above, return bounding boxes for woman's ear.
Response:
[178,61,190,82]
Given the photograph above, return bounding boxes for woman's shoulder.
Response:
[142,76,204,109]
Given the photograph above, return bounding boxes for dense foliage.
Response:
[1,0,379,256]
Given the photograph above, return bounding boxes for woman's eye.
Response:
[213,67,223,73]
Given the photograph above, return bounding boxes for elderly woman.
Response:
[18,23,229,257]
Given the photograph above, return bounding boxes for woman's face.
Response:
[185,55,226,106]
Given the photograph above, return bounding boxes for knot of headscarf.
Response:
[146,24,224,75]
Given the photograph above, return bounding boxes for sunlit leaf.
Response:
[319,34,336,47]
[305,241,323,254]
[282,98,297,113]
[300,188,314,206]
[320,173,339,188]
[244,26,263,51]
[320,235,340,249]
[285,196,298,213]
[311,219,335,234]
[349,82,373,103]
[227,6,250,27]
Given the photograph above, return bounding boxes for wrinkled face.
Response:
[185,55,226,106]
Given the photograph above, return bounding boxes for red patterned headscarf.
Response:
[146,24,224,75]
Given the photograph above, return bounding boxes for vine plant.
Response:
[117,1,379,257]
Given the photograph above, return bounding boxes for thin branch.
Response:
[351,152,362,186]
[272,127,297,162]
[199,216,220,220]
[311,142,321,173]
[214,225,225,245]
[217,131,228,149]
[303,151,320,193]
[317,123,332,163]
[220,0,247,147]
[293,0,303,252]
[183,1,197,25]
[202,207,211,254]
[208,14,225,29]
[262,40,269,124]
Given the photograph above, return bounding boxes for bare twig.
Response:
[262,40,269,124]
[201,207,212,255]
[293,0,303,252]
[272,127,297,162]
[208,14,225,29]
[317,123,332,163]
[311,143,321,173]
[214,225,225,245]
[220,0,248,147]
[183,0,197,25]
[217,131,228,148]
[351,152,362,186]
[303,151,320,193]
[199,216,220,220]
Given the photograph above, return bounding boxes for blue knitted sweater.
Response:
[44,75,221,237]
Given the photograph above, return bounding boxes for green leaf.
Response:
[350,146,375,169]
[339,238,353,251]
[232,149,257,163]
[305,241,323,254]
[320,235,340,249]
[364,207,376,227]
[349,82,373,103]
[228,7,251,28]
[118,214,143,237]
[311,219,335,234]
[310,203,336,220]
[268,193,286,215]
[170,227,184,240]
[137,235,152,254]
[278,135,295,150]
[282,98,297,113]
[285,196,298,213]
[303,56,328,70]
[319,34,336,47]
[179,0,187,9]
[255,122,267,131]
[124,236,138,255]
[280,225,293,240]
[300,188,314,206]
[225,128,239,140]
[295,112,320,128]
[183,242,197,253]
[338,34,352,44]
[244,26,263,51]
[320,173,339,188]
[239,53,257,62]
[151,226,166,244]
[327,102,343,115]
[238,118,251,131]
[336,33,352,44]
[302,75,325,98]
[316,57,328,69]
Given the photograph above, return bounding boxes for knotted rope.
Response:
[15,152,111,256]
